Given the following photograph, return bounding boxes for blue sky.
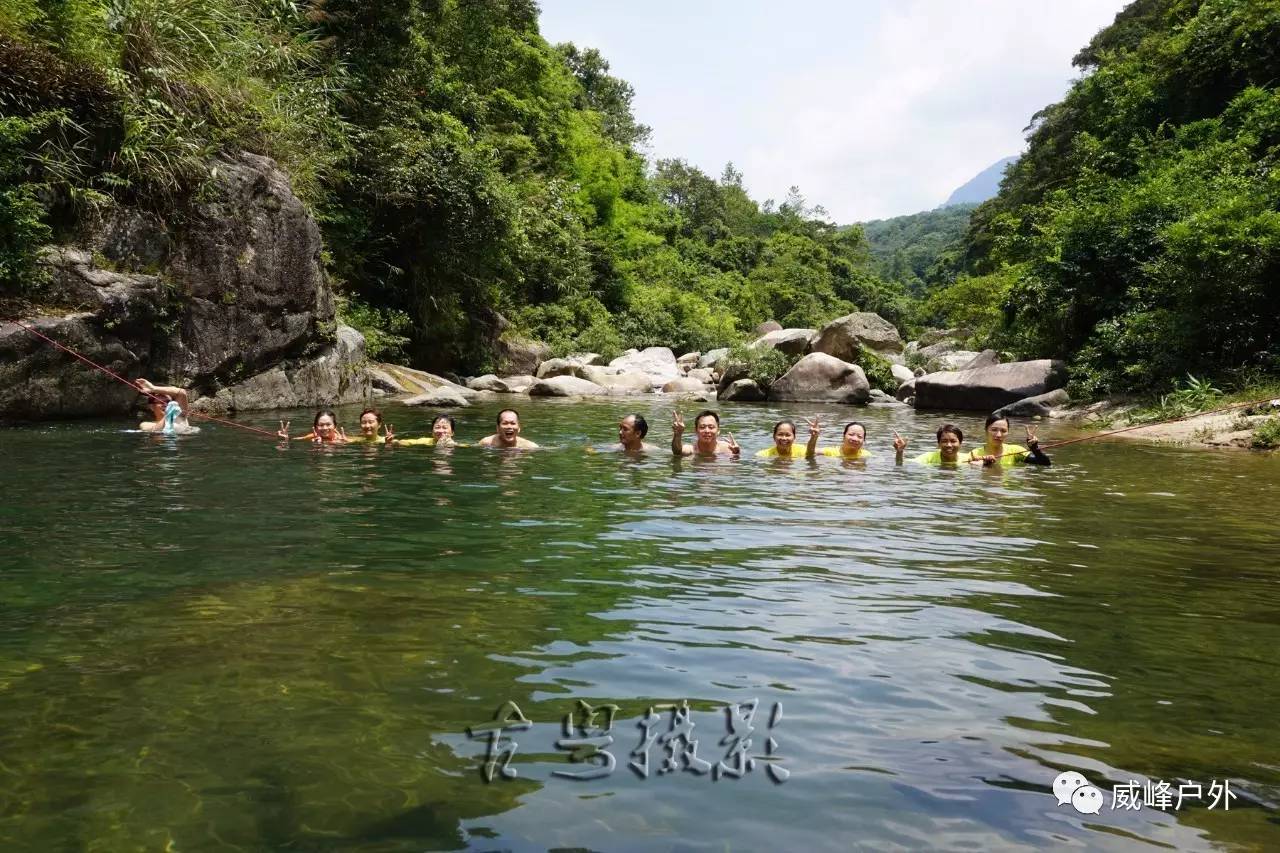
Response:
[538,1,1129,222]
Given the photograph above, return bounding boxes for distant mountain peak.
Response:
[941,156,1018,207]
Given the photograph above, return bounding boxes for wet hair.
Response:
[496,408,520,425]
[360,407,383,424]
[936,423,964,443]
[843,421,867,439]
[694,409,720,427]
[314,409,338,429]
[432,414,457,432]
[984,412,1010,430]
[624,414,649,438]
[772,419,796,437]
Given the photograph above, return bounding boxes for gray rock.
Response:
[810,312,904,362]
[936,350,982,371]
[527,375,607,397]
[496,335,551,376]
[749,328,814,356]
[918,328,959,347]
[686,367,715,383]
[467,374,511,392]
[755,320,783,336]
[720,378,766,402]
[918,339,961,359]
[581,366,653,394]
[767,353,871,404]
[996,388,1071,418]
[404,386,471,408]
[500,374,536,393]
[895,378,916,402]
[698,347,730,369]
[1,152,350,419]
[607,347,680,385]
[960,349,1001,370]
[196,325,371,413]
[676,351,701,367]
[662,377,710,394]
[890,364,915,386]
[716,360,750,394]
[914,360,1069,411]
[536,357,589,379]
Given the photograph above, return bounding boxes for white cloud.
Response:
[539,0,1127,221]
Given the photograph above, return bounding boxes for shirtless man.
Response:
[135,377,198,434]
[671,409,740,457]
[615,414,656,453]
[479,409,539,449]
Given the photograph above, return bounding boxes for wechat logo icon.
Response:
[1053,770,1104,815]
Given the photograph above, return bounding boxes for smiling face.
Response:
[773,422,795,454]
[937,429,962,462]
[842,423,866,453]
[695,413,720,448]
[432,417,454,440]
[315,414,337,440]
[497,410,520,444]
[360,411,381,436]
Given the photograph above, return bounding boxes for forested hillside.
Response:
[930,0,1280,396]
[0,0,907,371]
[860,204,975,297]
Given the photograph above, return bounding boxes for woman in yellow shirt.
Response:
[386,415,460,447]
[967,414,1051,466]
[756,419,820,459]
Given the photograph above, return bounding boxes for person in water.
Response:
[479,409,538,449]
[900,423,965,466]
[135,378,198,433]
[350,408,388,444]
[672,409,741,457]
[968,413,1051,466]
[277,410,347,444]
[616,414,656,452]
[387,415,459,447]
[756,418,819,458]
[815,420,874,459]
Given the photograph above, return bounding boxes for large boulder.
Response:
[810,312,903,362]
[890,364,915,386]
[536,357,589,379]
[662,377,710,394]
[527,375,607,397]
[581,366,653,394]
[495,335,551,376]
[996,388,1071,418]
[895,378,916,402]
[1,152,357,418]
[676,351,701,368]
[698,348,730,369]
[686,367,715,383]
[607,347,680,387]
[960,349,1001,370]
[749,328,814,356]
[467,374,512,393]
[767,353,870,404]
[913,360,1069,411]
[755,320,783,336]
[500,374,536,393]
[936,350,983,371]
[403,386,472,408]
[720,378,766,402]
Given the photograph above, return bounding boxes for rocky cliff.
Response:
[0,153,369,420]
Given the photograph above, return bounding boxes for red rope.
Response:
[6,319,278,438]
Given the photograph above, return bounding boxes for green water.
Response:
[2,399,1278,852]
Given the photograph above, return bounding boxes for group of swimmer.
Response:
[134,376,1049,466]
[268,404,1051,467]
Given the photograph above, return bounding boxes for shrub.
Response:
[1251,416,1280,450]
[336,295,410,362]
[857,344,896,392]
[725,343,792,387]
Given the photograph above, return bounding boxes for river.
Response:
[2,399,1277,851]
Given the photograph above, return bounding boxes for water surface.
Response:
[2,399,1278,851]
